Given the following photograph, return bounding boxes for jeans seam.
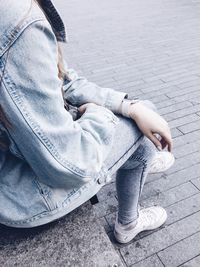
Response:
[107,134,143,174]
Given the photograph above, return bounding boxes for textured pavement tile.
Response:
[176,79,200,89]
[159,101,193,116]
[191,177,200,190]
[141,163,200,200]
[173,129,200,148]
[96,182,116,202]
[178,119,200,134]
[130,254,164,267]
[156,99,177,109]
[141,182,198,208]
[165,151,200,175]
[0,202,124,267]
[93,196,118,218]
[166,85,200,99]
[173,140,200,159]
[169,114,200,129]
[181,255,200,267]
[105,212,116,232]
[158,231,200,267]
[173,90,200,104]
[166,193,200,225]
[170,128,183,138]
[165,105,200,121]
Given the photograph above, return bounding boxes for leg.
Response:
[116,137,156,225]
[103,100,157,224]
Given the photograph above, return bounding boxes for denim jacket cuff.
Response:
[105,91,128,114]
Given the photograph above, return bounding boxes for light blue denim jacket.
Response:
[0,0,127,227]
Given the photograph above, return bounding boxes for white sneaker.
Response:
[114,206,167,244]
[149,151,175,174]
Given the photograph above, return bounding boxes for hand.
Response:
[78,103,98,116]
[130,102,173,152]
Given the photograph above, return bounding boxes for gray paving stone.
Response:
[141,182,198,208]
[160,72,199,84]
[147,94,169,105]
[158,231,200,267]
[96,182,116,202]
[166,193,200,225]
[176,78,200,89]
[166,85,200,99]
[120,211,200,265]
[140,86,177,100]
[93,196,118,218]
[191,177,200,190]
[173,129,200,148]
[0,202,124,267]
[141,163,200,200]
[165,151,200,175]
[130,254,164,267]
[159,101,192,116]
[156,99,177,109]
[105,212,116,232]
[165,105,200,121]
[178,119,200,134]
[181,255,200,267]
[171,127,183,138]
[173,140,200,159]
[169,114,200,129]
[173,90,200,104]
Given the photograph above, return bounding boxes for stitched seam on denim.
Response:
[0,17,45,58]
[0,211,50,226]
[107,134,143,173]
[2,72,98,179]
[0,186,86,225]
[128,154,148,165]
[33,179,52,211]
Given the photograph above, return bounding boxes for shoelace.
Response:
[139,209,156,228]
[150,156,165,171]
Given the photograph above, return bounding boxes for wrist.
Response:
[119,99,140,118]
[129,101,143,120]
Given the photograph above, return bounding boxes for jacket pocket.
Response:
[33,178,56,211]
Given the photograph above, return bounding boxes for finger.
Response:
[147,133,162,150]
[160,131,173,152]
[78,104,88,114]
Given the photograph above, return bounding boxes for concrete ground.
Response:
[1,0,200,266]
[54,0,200,266]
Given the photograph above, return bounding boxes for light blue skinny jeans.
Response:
[103,100,156,225]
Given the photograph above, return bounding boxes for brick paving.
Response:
[55,0,200,266]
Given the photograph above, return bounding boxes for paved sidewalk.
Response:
[55,0,200,266]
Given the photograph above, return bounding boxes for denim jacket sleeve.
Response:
[63,68,128,114]
[1,19,119,188]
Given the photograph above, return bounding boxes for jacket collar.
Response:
[0,0,67,58]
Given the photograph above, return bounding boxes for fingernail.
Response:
[157,146,162,151]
